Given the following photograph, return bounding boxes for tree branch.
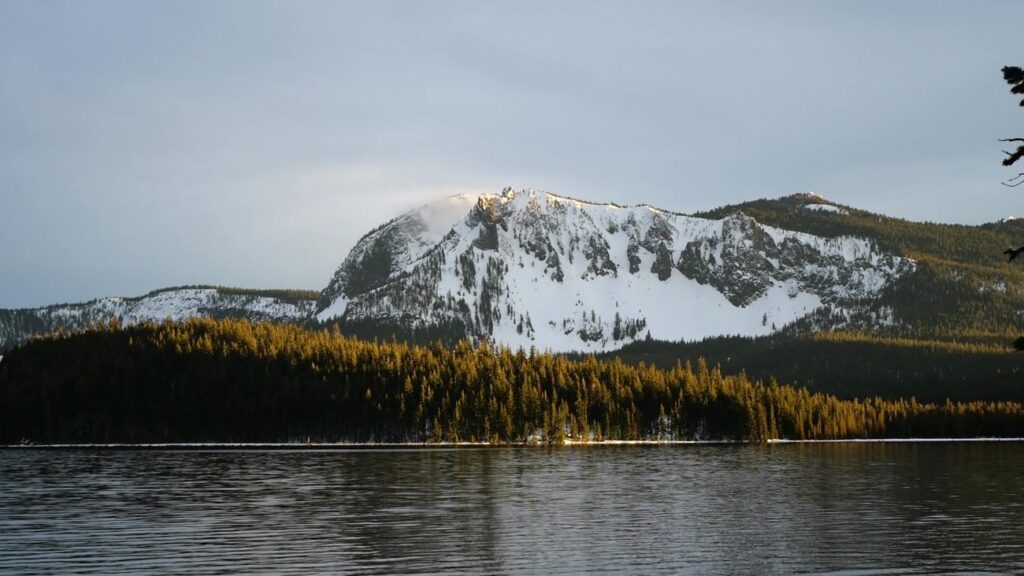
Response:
[1003,145,1024,167]
[1002,173,1024,186]
[999,138,1024,143]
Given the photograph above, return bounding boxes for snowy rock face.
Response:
[316,188,915,352]
[314,193,479,318]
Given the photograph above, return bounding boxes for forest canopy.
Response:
[2,318,1022,444]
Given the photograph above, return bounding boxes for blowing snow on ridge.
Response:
[315,188,914,352]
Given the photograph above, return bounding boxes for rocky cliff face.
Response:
[316,188,914,351]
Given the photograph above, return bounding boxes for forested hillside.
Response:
[601,332,1024,403]
[694,194,1024,339]
[2,319,1022,444]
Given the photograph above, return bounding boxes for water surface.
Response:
[1,444,1022,574]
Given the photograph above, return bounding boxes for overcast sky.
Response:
[2,1,1022,308]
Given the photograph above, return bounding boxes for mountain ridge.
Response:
[2,188,1020,352]
[0,286,319,350]
[313,187,913,351]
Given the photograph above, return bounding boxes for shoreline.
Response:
[3,437,1024,450]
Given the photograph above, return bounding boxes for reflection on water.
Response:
[1,444,1023,574]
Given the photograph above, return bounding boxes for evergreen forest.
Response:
[2,318,1023,445]
[602,331,1024,403]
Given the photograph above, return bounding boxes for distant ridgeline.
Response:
[0,285,320,352]
[1,318,1022,444]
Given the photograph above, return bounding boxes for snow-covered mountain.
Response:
[0,287,317,348]
[315,188,914,351]
[0,188,919,352]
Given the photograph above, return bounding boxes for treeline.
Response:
[2,318,1023,444]
[603,331,1024,403]
[131,285,321,304]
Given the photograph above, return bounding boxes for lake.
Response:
[1,443,1022,574]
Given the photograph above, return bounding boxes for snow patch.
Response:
[803,203,849,215]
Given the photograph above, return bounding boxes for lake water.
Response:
[1,443,1023,575]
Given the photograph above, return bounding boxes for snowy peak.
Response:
[315,193,479,315]
[409,193,481,246]
[317,187,915,351]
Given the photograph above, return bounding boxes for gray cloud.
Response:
[2,0,1022,307]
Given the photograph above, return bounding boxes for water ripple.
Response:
[1,444,1023,574]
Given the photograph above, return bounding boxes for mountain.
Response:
[0,287,318,349]
[693,192,1024,341]
[315,188,913,351]
[2,187,1021,356]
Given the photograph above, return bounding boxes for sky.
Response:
[2,0,1023,308]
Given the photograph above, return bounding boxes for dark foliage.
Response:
[1000,66,1024,185]
[601,332,1024,403]
[2,318,1023,445]
[1004,66,1024,107]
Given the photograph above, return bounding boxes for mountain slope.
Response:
[694,193,1024,340]
[317,188,914,351]
[0,287,318,349]
[315,193,479,317]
